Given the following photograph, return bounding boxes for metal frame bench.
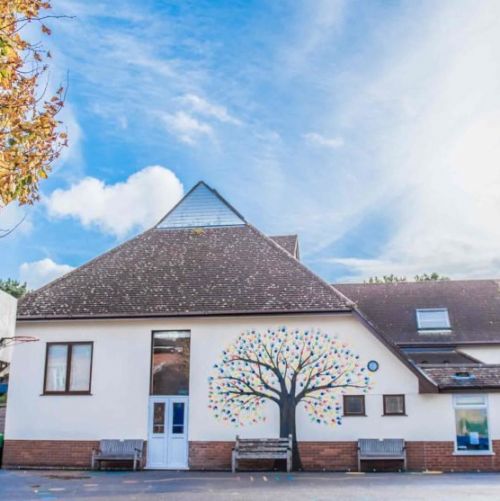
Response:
[232,435,292,473]
[357,438,406,471]
[91,439,144,471]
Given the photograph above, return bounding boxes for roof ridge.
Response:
[336,278,500,286]
[247,224,352,311]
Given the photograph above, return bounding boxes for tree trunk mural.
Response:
[208,327,371,470]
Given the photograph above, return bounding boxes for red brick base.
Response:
[189,440,500,472]
[3,440,98,468]
[4,439,500,471]
[299,441,358,470]
[407,441,500,472]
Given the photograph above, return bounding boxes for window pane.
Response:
[455,407,489,451]
[172,402,185,434]
[385,395,404,414]
[69,344,92,391]
[152,331,190,395]
[456,395,486,407]
[344,396,364,415]
[153,402,165,434]
[45,345,68,392]
[417,309,450,330]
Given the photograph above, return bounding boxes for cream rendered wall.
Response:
[0,290,17,370]
[459,345,500,364]
[7,313,500,444]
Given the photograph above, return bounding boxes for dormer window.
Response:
[416,308,451,331]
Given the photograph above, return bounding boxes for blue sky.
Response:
[2,0,500,289]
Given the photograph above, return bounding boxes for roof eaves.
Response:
[17,307,352,322]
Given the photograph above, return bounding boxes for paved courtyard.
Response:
[1,469,500,500]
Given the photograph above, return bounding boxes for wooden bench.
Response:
[232,435,292,473]
[91,439,144,471]
[357,438,406,471]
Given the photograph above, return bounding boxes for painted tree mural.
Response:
[208,327,372,468]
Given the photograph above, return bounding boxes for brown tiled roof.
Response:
[335,280,500,345]
[269,235,299,258]
[18,225,350,320]
[421,364,500,390]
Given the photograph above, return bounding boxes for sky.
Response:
[2,0,500,289]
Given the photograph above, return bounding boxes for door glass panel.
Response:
[151,331,190,395]
[172,402,185,434]
[153,402,165,434]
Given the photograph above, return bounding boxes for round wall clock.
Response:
[367,360,379,372]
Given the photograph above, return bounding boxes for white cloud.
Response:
[20,258,75,290]
[180,94,241,125]
[303,132,344,149]
[161,111,214,145]
[282,0,345,75]
[326,1,500,281]
[45,166,183,237]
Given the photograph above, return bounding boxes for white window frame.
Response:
[453,394,493,456]
[416,308,451,331]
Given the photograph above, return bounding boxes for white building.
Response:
[4,182,500,471]
[0,290,17,385]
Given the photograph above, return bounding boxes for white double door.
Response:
[147,396,189,469]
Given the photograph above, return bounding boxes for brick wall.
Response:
[3,440,98,468]
[189,441,233,470]
[299,442,358,470]
[407,441,500,472]
[188,440,500,472]
[3,439,500,471]
[188,441,275,470]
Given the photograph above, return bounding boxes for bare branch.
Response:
[0,213,27,239]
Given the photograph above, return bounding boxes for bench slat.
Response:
[237,453,288,459]
[232,435,293,473]
[357,439,407,472]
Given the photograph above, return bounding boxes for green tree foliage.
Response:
[366,273,449,284]
[414,273,449,282]
[366,274,407,284]
[0,278,27,298]
[0,0,67,209]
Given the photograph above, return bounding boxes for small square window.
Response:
[416,308,451,330]
[383,395,406,415]
[343,395,365,416]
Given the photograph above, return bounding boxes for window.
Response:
[383,394,406,415]
[416,308,451,330]
[454,395,490,453]
[172,402,185,434]
[343,395,365,416]
[44,342,93,394]
[153,402,165,434]
[151,331,190,395]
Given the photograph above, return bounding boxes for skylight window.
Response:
[416,308,451,331]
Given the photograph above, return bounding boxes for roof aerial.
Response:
[157,181,246,229]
